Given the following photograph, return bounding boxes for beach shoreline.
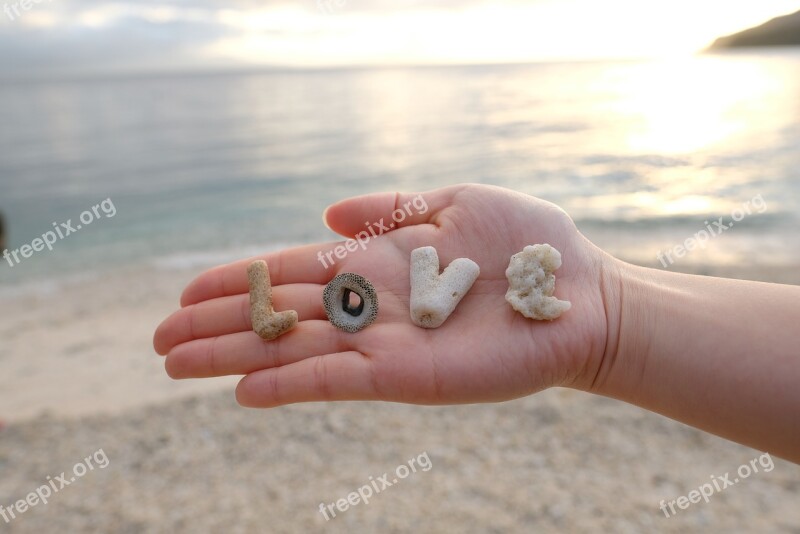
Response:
[2,258,799,424]
[1,259,799,531]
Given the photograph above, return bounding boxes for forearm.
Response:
[594,260,800,463]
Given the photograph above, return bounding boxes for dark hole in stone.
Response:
[342,289,365,317]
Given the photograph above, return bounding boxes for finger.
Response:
[165,321,351,379]
[235,351,379,407]
[181,242,338,307]
[323,185,464,238]
[154,284,325,356]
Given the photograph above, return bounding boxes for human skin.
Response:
[153,184,800,463]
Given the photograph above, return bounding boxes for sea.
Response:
[1,50,799,293]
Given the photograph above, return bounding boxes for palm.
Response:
[154,185,610,407]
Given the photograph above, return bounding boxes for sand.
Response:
[1,261,799,533]
[0,267,239,423]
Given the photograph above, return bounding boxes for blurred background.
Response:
[1,1,799,532]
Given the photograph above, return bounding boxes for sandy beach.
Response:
[0,266,240,423]
[1,260,799,533]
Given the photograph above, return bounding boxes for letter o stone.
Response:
[323,273,378,333]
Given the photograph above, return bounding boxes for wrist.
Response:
[580,254,654,401]
[585,259,689,404]
[571,251,800,461]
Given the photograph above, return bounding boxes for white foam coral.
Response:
[505,244,571,321]
[410,246,480,329]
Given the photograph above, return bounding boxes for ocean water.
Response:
[1,51,799,291]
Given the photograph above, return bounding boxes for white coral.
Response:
[505,244,571,321]
[410,246,480,329]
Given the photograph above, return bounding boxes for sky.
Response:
[0,0,798,75]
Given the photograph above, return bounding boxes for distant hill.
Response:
[710,10,800,49]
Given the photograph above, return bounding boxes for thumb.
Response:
[322,186,460,239]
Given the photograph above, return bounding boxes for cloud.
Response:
[0,0,592,75]
[0,18,230,74]
[0,0,797,75]
[0,1,242,74]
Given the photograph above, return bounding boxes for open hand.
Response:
[153,184,616,408]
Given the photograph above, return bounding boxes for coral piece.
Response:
[247,260,298,340]
[323,273,378,333]
[410,246,480,329]
[505,244,571,320]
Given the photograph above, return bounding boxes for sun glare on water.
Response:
[602,57,789,155]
